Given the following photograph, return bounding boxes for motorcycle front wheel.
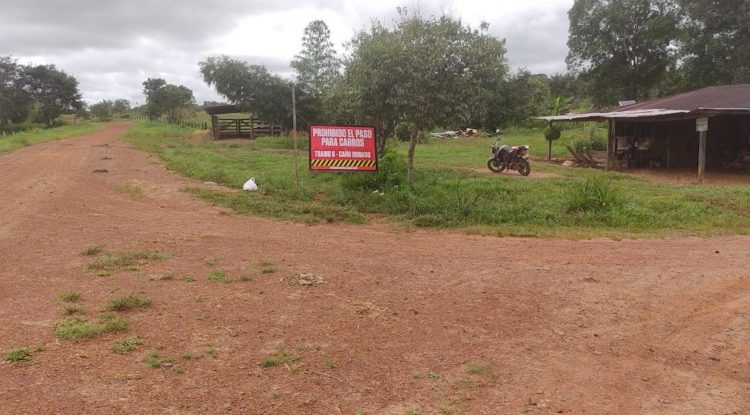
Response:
[487,157,506,173]
[516,158,531,176]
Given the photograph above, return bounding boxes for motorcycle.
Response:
[487,140,531,176]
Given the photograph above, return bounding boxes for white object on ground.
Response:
[242,177,258,191]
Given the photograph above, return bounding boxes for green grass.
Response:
[3,346,41,363]
[103,294,152,312]
[260,349,301,368]
[86,250,167,273]
[53,313,129,340]
[59,291,81,302]
[142,351,174,368]
[0,122,105,154]
[122,122,750,238]
[207,270,229,283]
[63,304,85,315]
[467,363,486,375]
[112,336,144,354]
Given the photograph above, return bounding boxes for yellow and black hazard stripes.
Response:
[311,159,376,168]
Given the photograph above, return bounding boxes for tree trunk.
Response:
[407,128,419,183]
[548,140,552,161]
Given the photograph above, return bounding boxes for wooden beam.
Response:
[698,130,707,183]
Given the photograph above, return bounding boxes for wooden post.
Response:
[292,83,300,191]
[696,117,708,184]
[698,130,707,183]
[606,119,614,171]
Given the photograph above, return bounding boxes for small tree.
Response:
[89,100,113,121]
[544,123,562,161]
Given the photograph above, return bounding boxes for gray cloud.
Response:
[491,4,571,74]
[0,0,573,105]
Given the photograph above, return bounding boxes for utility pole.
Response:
[292,83,300,190]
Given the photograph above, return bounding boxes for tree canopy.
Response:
[142,78,194,119]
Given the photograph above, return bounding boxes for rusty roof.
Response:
[540,84,750,122]
[617,84,750,112]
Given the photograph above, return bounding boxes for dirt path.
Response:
[1,123,750,414]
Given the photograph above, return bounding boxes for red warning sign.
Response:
[309,125,377,171]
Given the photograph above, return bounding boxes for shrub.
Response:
[567,176,623,213]
[544,125,561,141]
[394,121,415,142]
[340,147,406,192]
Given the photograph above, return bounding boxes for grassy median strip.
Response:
[0,122,105,154]
[122,122,750,238]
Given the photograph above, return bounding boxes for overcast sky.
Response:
[0,0,573,106]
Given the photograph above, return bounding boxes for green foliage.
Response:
[567,176,623,212]
[86,250,167,273]
[544,125,562,141]
[0,56,32,128]
[4,347,38,363]
[23,64,83,127]
[567,0,680,106]
[679,0,750,89]
[260,350,301,368]
[89,100,113,121]
[59,291,81,302]
[199,56,296,127]
[124,122,750,238]
[394,122,415,142]
[207,270,228,283]
[103,294,152,312]
[0,122,103,154]
[142,351,174,368]
[142,78,194,119]
[53,314,129,340]
[291,20,340,98]
[112,336,144,354]
[341,147,406,191]
[492,70,550,128]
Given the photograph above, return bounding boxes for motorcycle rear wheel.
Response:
[487,157,506,173]
[517,159,531,176]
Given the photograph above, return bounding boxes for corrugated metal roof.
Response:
[617,84,750,112]
[539,84,750,122]
[539,109,689,122]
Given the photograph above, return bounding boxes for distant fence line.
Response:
[131,115,208,130]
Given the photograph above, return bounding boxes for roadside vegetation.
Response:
[123,122,750,238]
[0,122,104,154]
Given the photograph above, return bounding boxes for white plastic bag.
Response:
[242,177,258,191]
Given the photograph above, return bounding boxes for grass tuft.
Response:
[207,270,229,283]
[80,245,104,256]
[103,294,152,312]
[53,313,129,340]
[142,351,174,368]
[87,250,167,273]
[4,347,38,363]
[63,304,85,315]
[112,336,144,354]
[260,349,301,368]
[59,291,81,302]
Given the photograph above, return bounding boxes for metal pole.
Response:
[292,83,300,191]
[698,130,707,184]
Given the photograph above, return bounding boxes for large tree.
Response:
[291,20,340,97]
[567,0,680,107]
[0,56,32,129]
[199,56,295,127]
[336,10,508,180]
[678,0,750,89]
[23,64,82,127]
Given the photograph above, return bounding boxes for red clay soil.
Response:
[1,123,750,414]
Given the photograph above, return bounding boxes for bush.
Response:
[544,125,561,141]
[567,176,623,212]
[340,147,406,192]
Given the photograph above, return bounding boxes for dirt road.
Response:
[1,123,749,414]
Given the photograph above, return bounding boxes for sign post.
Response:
[309,125,377,172]
[696,117,708,184]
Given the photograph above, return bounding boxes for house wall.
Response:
[612,115,750,169]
